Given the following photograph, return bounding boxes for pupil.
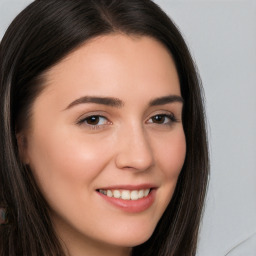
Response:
[153,115,164,123]
[87,116,99,125]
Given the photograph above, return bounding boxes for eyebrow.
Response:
[64,94,183,110]
[64,96,124,110]
[149,95,184,106]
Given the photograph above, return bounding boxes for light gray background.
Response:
[1,0,256,255]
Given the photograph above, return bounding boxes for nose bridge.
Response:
[115,121,154,171]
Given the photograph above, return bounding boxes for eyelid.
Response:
[76,113,112,130]
[146,112,179,125]
[75,110,180,130]
[75,110,109,122]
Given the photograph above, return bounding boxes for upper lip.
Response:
[96,184,157,190]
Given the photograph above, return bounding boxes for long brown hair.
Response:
[0,0,209,255]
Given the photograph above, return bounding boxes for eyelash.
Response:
[77,113,178,130]
[147,113,178,125]
[77,115,110,130]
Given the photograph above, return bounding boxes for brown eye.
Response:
[78,115,109,127]
[152,115,166,124]
[148,114,177,125]
[86,116,100,125]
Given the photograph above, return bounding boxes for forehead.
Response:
[40,34,181,106]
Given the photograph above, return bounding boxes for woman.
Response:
[0,0,209,255]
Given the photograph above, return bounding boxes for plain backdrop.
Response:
[0,0,256,255]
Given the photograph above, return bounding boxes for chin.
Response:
[108,226,155,248]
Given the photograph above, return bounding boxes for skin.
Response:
[18,34,186,256]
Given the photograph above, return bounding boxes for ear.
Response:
[16,132,30,165]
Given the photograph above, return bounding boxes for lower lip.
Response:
[97,189,156,213]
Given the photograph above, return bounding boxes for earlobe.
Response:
[16,132,30,164]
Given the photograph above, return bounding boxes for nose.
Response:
[114,124,154,171]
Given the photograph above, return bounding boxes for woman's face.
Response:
[19,34,186,255]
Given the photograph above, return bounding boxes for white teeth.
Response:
[138,189,144,199]
[144,189,150,196]
[121,190,130,200]
[107,190,113,197]
[130,190,139,200]
[99,189,151,200]
[113,190,121,198]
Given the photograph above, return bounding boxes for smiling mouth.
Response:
[96,188,152,201]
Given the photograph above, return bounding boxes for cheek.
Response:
[154,129,186,208]
[26,126,113,202]
[156,129,186,179]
